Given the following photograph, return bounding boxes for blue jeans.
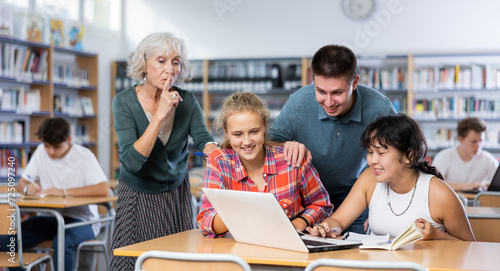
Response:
[1,216,95,271]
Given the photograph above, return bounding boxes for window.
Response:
[84,0,120,31]
[1,0,28,8]
[36,0,79,21]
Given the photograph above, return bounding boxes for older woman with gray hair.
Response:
[110,32,218,270]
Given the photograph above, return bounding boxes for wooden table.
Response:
[466,206,500,242]
[114,229,500,271]
[18,196,117,271]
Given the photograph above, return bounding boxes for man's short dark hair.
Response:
[311,44,357,82]
[36,117,70,145]
[457,117,487,138]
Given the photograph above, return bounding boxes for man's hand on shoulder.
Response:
[282,141,312,168]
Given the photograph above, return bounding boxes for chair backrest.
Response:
[457,193,469,206]
[97,189,115,243]
[304,259,427,271]
[0,199,25,267]
[134,251,252,271]
[474,191,500,207]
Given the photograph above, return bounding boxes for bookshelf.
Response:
[110,61,142,179]
[110,52,500,178]
[357,55,408,113]
[408,53,500,157]
[0,35,99,181]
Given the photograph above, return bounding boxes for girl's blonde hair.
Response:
[127,32,192,84]
[215,92,270,149]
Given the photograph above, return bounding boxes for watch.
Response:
[342,0,376,20]
[205,141,220,148]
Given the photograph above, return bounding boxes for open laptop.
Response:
[201,188,361,253]
[462,165,500,194]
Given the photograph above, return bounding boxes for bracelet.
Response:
[297,216,310,227]
[63,188,68,197]
[205,141,220,148]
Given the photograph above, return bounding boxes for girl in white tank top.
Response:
[306,114,475,242]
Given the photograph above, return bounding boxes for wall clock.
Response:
[343,0,376,20]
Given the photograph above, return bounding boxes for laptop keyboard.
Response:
[303,239,336,247]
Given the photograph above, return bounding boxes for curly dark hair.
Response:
[361,114,443,179]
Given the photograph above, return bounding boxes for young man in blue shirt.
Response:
[269,44,396,234]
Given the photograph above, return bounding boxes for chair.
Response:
[0,200,55,271]
[73,190,116,271]
[473,191,500,207]
[457,193,469,206]
[134,251,252,271]
[304,258,427,271]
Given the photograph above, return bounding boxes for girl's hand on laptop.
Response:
[306,221,338,238]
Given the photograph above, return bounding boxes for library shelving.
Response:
[357,55,408,113]
[110,61,142,179]
[408,53,500,157]
[110,52,500,178]
[0,35,99,181]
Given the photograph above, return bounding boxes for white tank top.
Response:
[368,171,445,237]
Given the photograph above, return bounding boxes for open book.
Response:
[359,223,423,250]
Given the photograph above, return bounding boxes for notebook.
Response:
[462,165,500,194]
[201,188,361,253]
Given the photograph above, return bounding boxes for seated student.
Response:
[307,114,475,241]
[1,117,109,271]
[432,117,498,192]
[197,92,333,238]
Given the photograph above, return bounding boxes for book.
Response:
[66,23,85,50]
[0,4,13,36]
[26,12,44,43]
[343,231,390,243]
[50,19,64,47]
[359,223,423,250]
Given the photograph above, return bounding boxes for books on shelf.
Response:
[70,123,90,144]
[413,64,500,91]
[53,93,94,117]
[359,223,423,250]
[207,61,301,93]
[0,4,13,36]
[50,18,64,47]
[0,87,41,113]
[424,126,500,149]
[358,66,407,90]
[0,43,49,81]
[0,120,25,143]
[53,64,89,86]
[0,147,28,177]
[413,96,500,120]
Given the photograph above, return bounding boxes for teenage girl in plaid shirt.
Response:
[197,92,333,238]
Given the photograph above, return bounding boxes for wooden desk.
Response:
[466,206,500,242]
[114,229,500,271]
[18,196,117,271]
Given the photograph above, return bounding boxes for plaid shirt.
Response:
[197,145,333,238]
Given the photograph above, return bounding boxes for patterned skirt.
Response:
[110,176,193,271]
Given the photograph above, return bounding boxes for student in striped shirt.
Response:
[197,92,333,238]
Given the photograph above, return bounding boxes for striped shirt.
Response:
[196,145,333,238]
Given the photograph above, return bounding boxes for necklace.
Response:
[386,172,419,216]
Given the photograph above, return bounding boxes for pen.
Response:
[194,152,207,160]
[25,174,40,189]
